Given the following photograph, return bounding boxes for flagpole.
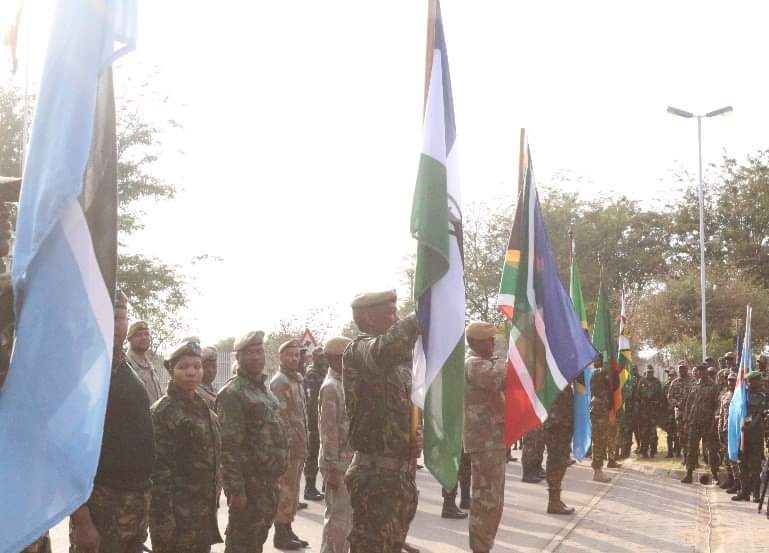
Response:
[517,128,526,197]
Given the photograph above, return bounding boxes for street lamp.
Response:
[667,104,733,360]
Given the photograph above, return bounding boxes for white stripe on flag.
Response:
[507,326,548,420]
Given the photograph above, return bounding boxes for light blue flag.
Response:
[728,305,751,462]
[0,1,136,551]
[572,367,592,461]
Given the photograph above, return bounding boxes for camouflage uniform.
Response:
[319,367,354,553]
[270,366,308,524]
[618,374,638,457]
[590,366,614,469]
[521,428,545,478]
[636,375,664,456]
[149,382,223,553]
[216,370,288,553]
[683,376,720,474]
[463,351,507,553]
[716,386,736,481]
[304,363,328,483]
[663,375,679,455]
[197,382,218,411]
[739,389,768,498]
[667,375,695,458]
[126,349,164,405]
[544,386,574,491]
[343,316,420,553]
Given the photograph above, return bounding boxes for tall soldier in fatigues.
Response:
[544,385,576,515]
[304,346,329,501]
[590,354,613,483]
[717,372,738,492]
[463,321,507,553]
[663,369,680,457]
[680,365,720,484]
[667,363,695,462]
[216,331,289,553]
[732,371,768,502]
[636,365,664,458]
[343,290,421,553]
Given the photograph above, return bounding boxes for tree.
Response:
[0,86,27,177]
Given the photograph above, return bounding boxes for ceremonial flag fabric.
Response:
[592,275,620,421]
[410,0,465,490]
[570,237,592,461]
[617,290,632,413]
[728,305,752,462]
[496,146,596,445]
[0,1,136,551]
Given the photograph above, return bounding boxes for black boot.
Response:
[303,475,324,501]
[273,523,302,550]
[521,471,544,484]
[288,524,309,547]
[720,476,734,490]
[607,459,622,469]
[441,494,468,519]
[666,436,674,458]
[459,480,470,510]
[681,469,693,484]
[726,480,741,494]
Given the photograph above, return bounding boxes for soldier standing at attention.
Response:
[216,331,289,553]
[304,345,329,502]
[590,354,613,483]
[543,384,576,515]
[149,339,222,553]
[197,346,219,410]
[663,369,679,457]
[636,365,664,458]
[717,372,738,492]
[126,320,163,404]
[667,362,694,462]
[732,371,768,502]
[271,339,310,550]
[343,290,421,553]
[680,364,720,484]
[463,321,507,553]
[318,337,354,553]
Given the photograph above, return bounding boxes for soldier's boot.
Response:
[681,469,693,484]
[720,475,734,490]
[726,479,741,495]
[547,489,575,515]
[297,501,308,510]
[303,476,324,501]
[711,470,720,486]
[731,479,751,501]
[441,493,468,519]
[666,436,674,458]
[607,459,622,469]
[273,523,303,550]
[521,470,544,484]
[592,468,611,483]
[288,524,309,548]
[402,542,421,553]
[537,466,546,479]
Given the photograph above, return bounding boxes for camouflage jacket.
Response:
[343,315,420,461]
[318,368,353,472]
[126,349,164,405]
[717,388,733,434]
[543,385,574,433]
[270,366,308,457]
[304,364,328,435]
[197,382,218,410]
[216,370,288,496]
[463,352,506,452]
[667,375,694,414]
[636,376,664,411]
[149,382,222,550]
[590,366,612,419]
[682,377,720,428]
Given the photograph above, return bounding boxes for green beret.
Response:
[233,331,265,352]
[201,346,218,361]
[127,320,149,339]
[350,289,397,309]
[466,321,497,340]
[279,339,302,354]
[164,339,202,372]
[747,371,762,382]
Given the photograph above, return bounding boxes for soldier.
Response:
[663,369,679,457]
[590,354,613,483]
[318,337,354,553]
[544,384,576,515]
[70,291,155,553]
[440,452,470,518]
[270,339,310,550]
[216,331,289,553]
[618,365,639,459]
[149,339,222,553]
[667,362,695,462]
[521,428,546,483]
[723,351,737,372]
[304,345,329,502]
[681,365,720,484]
[343,290,421,553]
[463,321,507,553]
[126,320,164,404]
[732,371,768,501]
[636,365,664,458]
[717,372,738,492]
[197,346,219,410]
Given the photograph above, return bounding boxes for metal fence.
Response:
[157,351,275,390]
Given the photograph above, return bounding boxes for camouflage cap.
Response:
[747,371,762,382]
[350,289,397,309]
[165,339,202,372]
[466,321,496,340]
[724,351,736,359]
[233,330,265,352]
[677,360,688,368]
[324,336,352,356]
[279,339,302,354]
[201,346,218,361]
[727,372,737,381]
[127,320,149,339]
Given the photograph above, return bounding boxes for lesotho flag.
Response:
[0,1,136,551]
[410,0,465,490]
[497,144,596,445]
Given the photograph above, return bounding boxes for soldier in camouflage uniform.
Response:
[304,345,329,501]
[318,337,354,553]
[680,365,721,483]
[216,331,289,553]
[590,354,613,483]
[197,346,219,410]
[149,340,222,553]
[521,428,545,483]
[270,339,310,549]
[618,366,638,459]
[544,384,575,515]
[663,369,679,457]
[732,372,768,501]
[636,365,664,458]
[463,321,507,553]
[343,290,421,553]
[667,363,695,462]
[717,372,738,491]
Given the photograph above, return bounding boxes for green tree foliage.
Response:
[0,87,27,177]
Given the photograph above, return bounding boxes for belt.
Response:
[351,452,411,473]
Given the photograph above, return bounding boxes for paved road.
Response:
[46,458,766,552]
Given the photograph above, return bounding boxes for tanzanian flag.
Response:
[570,236,592,461]
[496,145,596,445]
[410,0,465,490]
[592,275,621,421]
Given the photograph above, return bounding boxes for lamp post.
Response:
[667,105,733,360]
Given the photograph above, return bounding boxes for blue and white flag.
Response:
[728,305,751,462]
[0,1,136,551]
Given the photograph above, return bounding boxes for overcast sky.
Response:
[4,0,769,347]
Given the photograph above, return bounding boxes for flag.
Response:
[410,0,465,490]
[728,305,752,462]
[616,290,632,414]
[569,234,592,461]
[0,1,136,551]
[592,274,621,421]
[496,145,596,445]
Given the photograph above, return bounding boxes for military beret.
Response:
[645,366,654,373]
[677,360,688,368]
[727,372,737,381]
[724,351,736,359]
[466,321,497,340]
[127,320,149,339]
[747,371,762,382]
[279,339,302,353]
[233,330,265,352]
[350,289,397,309]
[201,346,218,361]
[164,339,202,372]
[324,336,352,356]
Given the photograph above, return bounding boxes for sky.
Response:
[4,0,769,348]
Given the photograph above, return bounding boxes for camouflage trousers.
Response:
[686,425,719,473]
[320,469,352,553]
[521,427,545,476]
[739,445,763,497]
[544,426,571,491]
[442,450,471,501]
[345,465,417,553]
[719,432,736,478]
[469,449,506,553]
[21,533,51,553]
[590,416,617,470]
[276,450,305,523]
[637,413,658,454]
[305,431,321,479]
[224,476,279,553]
[69,485,149,553]
[677,414,689,457]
